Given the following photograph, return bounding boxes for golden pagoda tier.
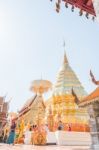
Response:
[46,51,89,132]
[53,51,86,98]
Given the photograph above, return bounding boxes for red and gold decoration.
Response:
[50,0,96,20]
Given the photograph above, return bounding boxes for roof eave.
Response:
[79,97,99,107]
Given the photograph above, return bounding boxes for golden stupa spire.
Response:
[54,41,86,98]
[63,41,68,64]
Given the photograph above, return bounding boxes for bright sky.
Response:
[0,0,99,112]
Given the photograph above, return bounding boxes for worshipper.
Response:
[31,125,37,145]
[68,124,71,131]
[24,127,32,144]
[31,125,39,145]
[44,124,49,134]
[0,130,4,143]
[34,125,38,131]
[3,128,9,143]
[14,128,20,144]
[58,121,63,130]
[7,120,16,145]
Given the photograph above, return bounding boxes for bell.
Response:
[65,2,68,8]
[58,0,61,3]
[79,9,83,16]
[56,8,60,13]
[92,16,95,21]
[56,2,60,10]
[71,5,74,12]
[85,12,89,19]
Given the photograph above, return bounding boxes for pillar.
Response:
[88,102,99,150]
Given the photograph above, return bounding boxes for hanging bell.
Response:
[56,2,60,13]
[79,9,83,16]
[58,0,61,3]
[65,2,68,8]
[71,5,74,12]
[85,12,89,19]
[92,16,95,21]
[56,8,60,13]
[56,2,60,10]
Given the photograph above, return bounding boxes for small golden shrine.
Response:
[17,79,52,145]
[30,79,52,145]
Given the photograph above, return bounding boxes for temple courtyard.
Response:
[0,144,89,150]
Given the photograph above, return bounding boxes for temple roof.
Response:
[19,94,46,117]
[79,87,99,107]
[3,102,9,113]
[53,51,86,98]
[52,0,96,18]
[63,0,96,16]
[19,94,37,114]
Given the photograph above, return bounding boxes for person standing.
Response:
[68,124,71,131]
[58,121,63,130]
[7,120,16,145]
[24,127,32,145]
[3,128,9,143]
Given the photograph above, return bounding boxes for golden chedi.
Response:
[46,51,89,132]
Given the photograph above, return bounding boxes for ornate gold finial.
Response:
[63,41,68,64]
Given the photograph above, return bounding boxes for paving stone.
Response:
[0,144,89,150]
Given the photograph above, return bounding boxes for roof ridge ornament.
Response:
[90,70,99,85]
[71,87,80,105]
